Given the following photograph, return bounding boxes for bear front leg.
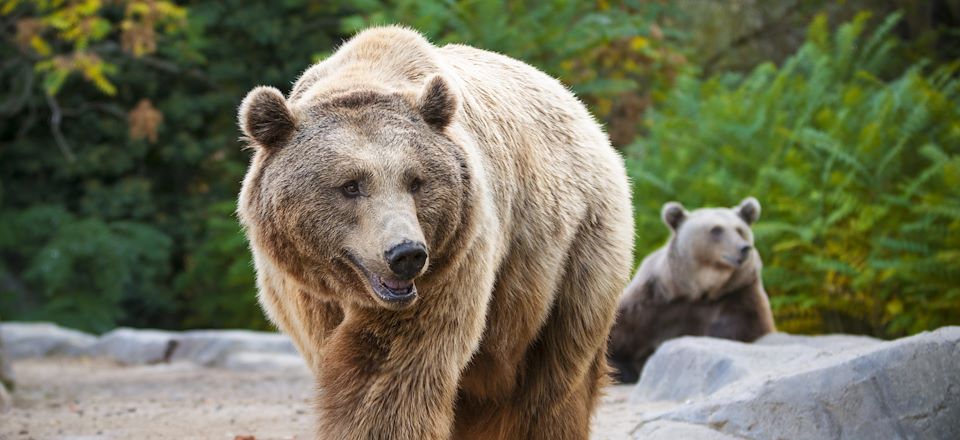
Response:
[509,223,630,439]
[314,308,482,440]
[709,283,776,342]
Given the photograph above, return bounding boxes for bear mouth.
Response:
[370,273,417,303]
[722,254,747,268]
[345,253,418,306]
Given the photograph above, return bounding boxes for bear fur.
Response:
[607,198,775,383]
[236,26,633,439]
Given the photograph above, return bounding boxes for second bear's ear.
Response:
[661,202,687,231]
[417,76,457,130]
[737,197,761,225]
[238,86,297,151]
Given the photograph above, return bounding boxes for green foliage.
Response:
[0,205,171,332]
[626,12,960,338]
[1,2,957,338]
[348,0,691,145]
[1,0,348,333]
[175,201,267,330]
[5,0,187,95]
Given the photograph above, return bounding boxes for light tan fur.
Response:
[237,26,633,439]
[608,198,775,383]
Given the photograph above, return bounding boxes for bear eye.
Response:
[710,226,723,236]
[341,180,361,198]
[410,178,422,193]
[736,227,748,239]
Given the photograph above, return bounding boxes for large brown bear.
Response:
[236,26,633,439]
[607,198,776,383]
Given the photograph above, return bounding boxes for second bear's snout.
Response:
[385,241,428,280]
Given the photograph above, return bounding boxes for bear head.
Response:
[661,197,761,298]
[237,76,468,311]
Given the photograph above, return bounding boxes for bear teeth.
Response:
[380,277,412,291]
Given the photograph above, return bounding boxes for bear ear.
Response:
[661,201,687,231]
[238,86,297,151]
[417,76,457,130]
[737,197,761,225]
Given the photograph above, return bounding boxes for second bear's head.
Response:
[237,76,469,311]
[661,197,761,275]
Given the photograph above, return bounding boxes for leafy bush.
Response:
[347,0,691,146]
[626,13,960,338]
[0,205,172,332]
[175,201,267,330]
[0,0,349,333]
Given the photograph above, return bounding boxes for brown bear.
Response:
[607,198,775,383]
[236,26,633,439]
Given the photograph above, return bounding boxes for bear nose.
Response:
[739,244,752,257]
[385,241,428,281]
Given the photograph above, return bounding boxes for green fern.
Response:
[626,13,960,338]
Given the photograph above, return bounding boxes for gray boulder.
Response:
[221,350,308,372]
[0,322,96,359]
[87,328,177,365]
[0,323,11,412]
[631,327,960,440]
[632,420,746,440]
[0,379,9,413]
[1,323,303,370]
[170,329,297,367]
[87,328,300,368]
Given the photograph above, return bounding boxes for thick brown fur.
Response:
[236,26,633,439]
[607,198,775,383]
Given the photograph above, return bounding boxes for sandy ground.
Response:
[0,358,650,440]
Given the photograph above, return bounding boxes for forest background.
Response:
[1,0,958,338]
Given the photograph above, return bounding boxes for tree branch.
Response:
[61,102,127,119]
[44,93,76,162]
[0,62,35,116]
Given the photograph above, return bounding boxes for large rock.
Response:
[170,329,297,367]
[0,322,96,359]
[0,379,9,413]
[0,323,11,412]
[0,323,304,370]
[87,328,301,369]
[630,327,960,440]
[221,351,308,372]
[87,328,178,365]
[632,420,745,440]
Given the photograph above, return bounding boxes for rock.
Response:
[0,322,96,359]
[87,328,300,369]
[171,330,297,367]
[0,323,13,412]
[631,333,884,403]
[221,351,308,373]
[1,323,302,371]
[754,332,882,350]
[88,328,177,365]
[0,324,13,383]
[0,381,10,413]
[631,420,745,440]
[630,327,960,440]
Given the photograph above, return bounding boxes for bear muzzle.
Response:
[345,244,426,309]
[723,245,753,267]
[385,241,428,281]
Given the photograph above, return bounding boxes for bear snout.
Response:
[385,240,428,281]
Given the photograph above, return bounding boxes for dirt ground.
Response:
[0,358,647,440]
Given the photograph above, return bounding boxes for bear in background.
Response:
[608,197,775,383]
[237,26,633,439]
